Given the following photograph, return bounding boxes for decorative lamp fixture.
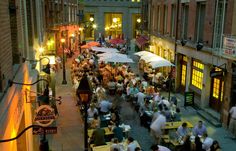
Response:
[137,18,141,23]
[22,57,51,74]
[181,39,187,46]
[113,18,118,23]
[76,75,92,151]
[89,17,94,22]
[92,24,97,29]
[196,42,204,51]
[60,38,65,43]
[39,47,44,53]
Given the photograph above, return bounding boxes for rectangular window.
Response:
[195,2,206,42]
[171,4,176,37]
[157,5,161,33]
[213,78,220,99]
[181,64,187,86]
[181,4,189,39]
[191,61,204,90]
[164,5,168,34]
[213,0,227,49]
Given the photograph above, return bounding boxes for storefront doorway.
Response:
[180,56,187,93]
[209,76,224,112]
[104,13,123,39]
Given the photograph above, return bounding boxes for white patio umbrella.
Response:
[134,51,154,56]
[140,53,158,61]
[91,46,119,53]
[99,55,134,63]
[149,60,174,68]
[98,52,128,58]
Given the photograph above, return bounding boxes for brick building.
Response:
[0,0,82,150]
[142,0,236,127]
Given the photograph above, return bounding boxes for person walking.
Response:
[229,104,236,139]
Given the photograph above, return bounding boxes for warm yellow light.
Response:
[71,33,75,37]
[137,18,141,23]
[92,24,97,29]
[113,18,118,23]
[50,40,55,44]
[118,24,122,27]
[60,38,65,43]
[89,17,94,22]
[105,27,110,31]
[79,27,83,31]
[47,41,51,46]
[39,47,44,53]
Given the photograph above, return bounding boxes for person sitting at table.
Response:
[163,105,172,122]
[109,112,120,126]
[180,135,192,151]
[150,144,171,151]
[193,121,207,137]
[127,137,137,151]
[192,136,204,151]
[110,138,124,151]
[99,99,112,115]
[90,113,101,129]
[88,103,99,118]
[176,122,190,138]
[209,140,221,151]
[112,122,124,143]
[172,108,181,122]
[90,124,106,146]
[202,133,213,151]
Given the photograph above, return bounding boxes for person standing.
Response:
[229,104,236,139]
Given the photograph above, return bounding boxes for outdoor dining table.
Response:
[163,121,193,130]
[91,140,140,151]
[88,124,131,138]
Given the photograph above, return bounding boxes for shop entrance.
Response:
[104,13,123,39]
[209,76,224,112]
[180,56,187,93]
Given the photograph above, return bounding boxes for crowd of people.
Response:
[67,42,222,151]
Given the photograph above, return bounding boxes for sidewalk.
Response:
[127,39,236,150]
[47,55,84,151]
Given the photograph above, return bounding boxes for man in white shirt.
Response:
[135,90,146,107]
[202,133,213,151]
[99,100,112,114]
[87,104,98,118]
[150,111,166,144]
[127,137,137,151]
[229,104,236,139]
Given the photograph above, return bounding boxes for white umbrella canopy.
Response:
[91,46,119,53]
[99,55,134,63]
[134,51,154,56]
[98,53,128,58]
[149,60,174,68]
[140,53,158,61]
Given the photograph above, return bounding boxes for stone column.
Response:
[200,64,211,108]
[185,56,192,92]
[122,8,130,39]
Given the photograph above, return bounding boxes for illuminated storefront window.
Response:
[191,60,204,90]
[213,78,220,98]
[181,64,186,86]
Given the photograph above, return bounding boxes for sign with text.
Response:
[222,36,236,58]
[34,105,56,127]
[184,92,194,107]
[33,127,57,135]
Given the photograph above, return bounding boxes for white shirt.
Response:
[127,142,137,151]
[150,114,166,135]
[158,145,171,151]
[87,108,98,118]
[202,137,213,151]
[135,92,146,106]
[158,99,170,108]
[99,100,112,113]
[230,106,236,119]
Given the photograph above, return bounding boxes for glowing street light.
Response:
[113,18,118,23]
[92,24,97,29]
[60,38,67,85]
[89,17,94,22]
[137,18,141,23]
[39,47,44,53]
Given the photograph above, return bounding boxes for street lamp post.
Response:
[60,38,67,84]
[76,74,92,151]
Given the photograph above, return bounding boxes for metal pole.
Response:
[84,103,88,151]
[62,43,67,84]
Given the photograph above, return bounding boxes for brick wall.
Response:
[0,0,14,90]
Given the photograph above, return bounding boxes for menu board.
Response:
[184,92,194,107]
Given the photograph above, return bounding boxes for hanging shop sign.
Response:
[34,105,56,127]
[184,92,194,107]
[222,36,236,58]
[33,126,57,135]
